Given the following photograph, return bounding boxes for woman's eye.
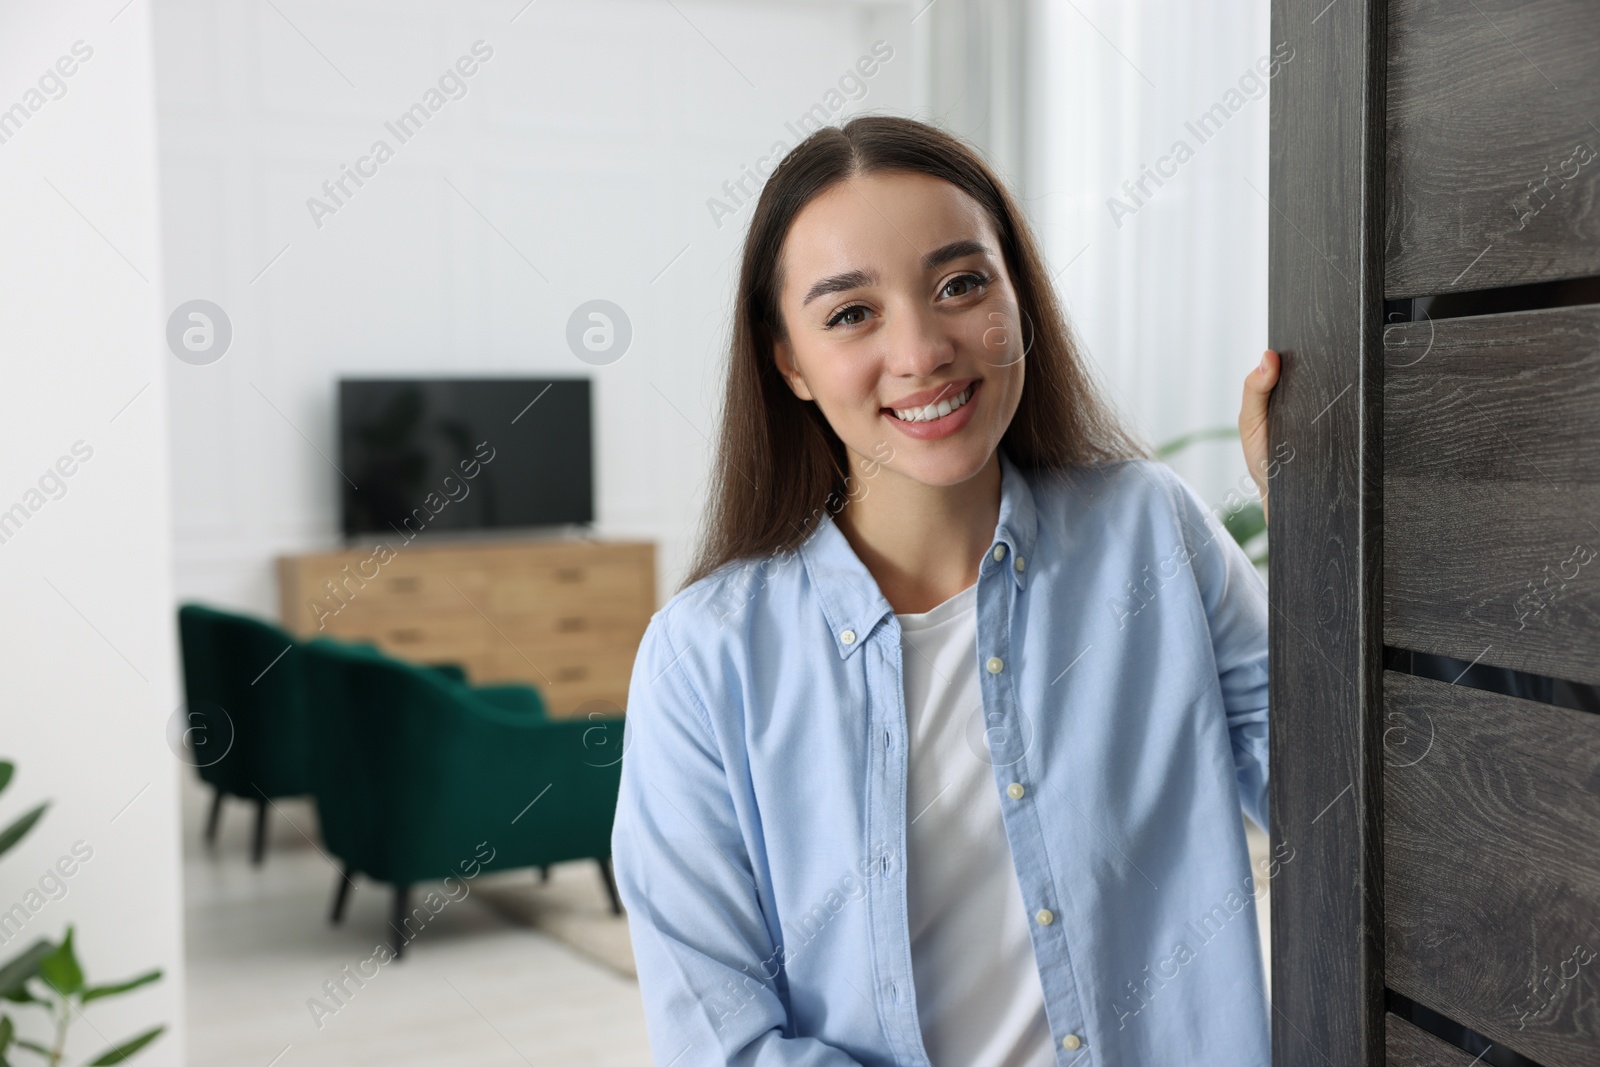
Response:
[941,272,989,299]
[826,304,869,329]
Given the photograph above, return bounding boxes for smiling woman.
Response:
[611,116,1281,1066]
[689,119,1144,608]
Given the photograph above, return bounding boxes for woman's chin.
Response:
[883,442,998,491]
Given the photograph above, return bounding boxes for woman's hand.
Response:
[1239,349,1281,523]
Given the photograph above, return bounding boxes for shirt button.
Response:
[1014,555,1026,573]
[1035,908,1054,926]
[1062,1034,1081,1050]
[992,544,1007,562]
[841,629,856,645]
[986,656,1004,674]
[1006,782,1025,800]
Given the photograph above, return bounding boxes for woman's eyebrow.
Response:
[922,238,991,270]
[802,269,876,307]
[799,240,993,307]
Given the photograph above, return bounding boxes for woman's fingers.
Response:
[1239,349,1280,523]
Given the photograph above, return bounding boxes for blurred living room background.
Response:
[0,1,1269,1063]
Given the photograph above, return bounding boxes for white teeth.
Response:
[891,384,973,423]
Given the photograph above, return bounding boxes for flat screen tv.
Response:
[338,377,592,538]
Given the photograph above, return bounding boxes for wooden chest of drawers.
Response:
[277,539,654,718]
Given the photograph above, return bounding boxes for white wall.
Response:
[0,2,184,1064]
[1026,0,1272,510]
[154,0,915,614]
[155,0,1271,616]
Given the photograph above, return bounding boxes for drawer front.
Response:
[309,608,492,662]
[481,559,652,615]
[280,542,654,633]
[310,607,645,685]
[283,554,476,619]
[313,599,647,648]
[478,645,639,718]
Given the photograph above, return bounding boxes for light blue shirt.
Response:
[611,449,1272,1066]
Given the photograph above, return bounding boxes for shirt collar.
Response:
[798,447,1039,660]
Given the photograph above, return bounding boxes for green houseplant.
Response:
[0,761,165,1066]
[1156,426,1268,568]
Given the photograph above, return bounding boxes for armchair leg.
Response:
[539,865,549,884]
[597,857,622,916]
[330,868,355,924]
[204,788,224,848]
[389,884,411,960]
[251,797,268,865]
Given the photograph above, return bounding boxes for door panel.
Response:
[1386,1014,1495,1067]
[1384,305,1600,684]
[1384,672,1600,1067]
[1385,0,1600,297]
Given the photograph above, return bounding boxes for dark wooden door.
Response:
[1268,1,1600,1065]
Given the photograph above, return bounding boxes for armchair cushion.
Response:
[470,684,547,720]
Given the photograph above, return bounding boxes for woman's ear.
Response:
[773,337,815,401]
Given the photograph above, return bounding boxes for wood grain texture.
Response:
[1385,1013,1494,1066]
[1383,305,1600,684]
[1385,0,1600,298]
[1384,670,1600,1067]
[1269,0,1387,1064]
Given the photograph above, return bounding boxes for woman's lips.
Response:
[883,377,978,412]
[881,379,981,441]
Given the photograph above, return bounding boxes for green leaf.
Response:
[38,927,82,997]
[0,762,13,796]
[84,1025,165,1065]
[1155,425,1239,458]
[2,983,44,1005]
[15,1039,52,1055]
[1221,501,1267,547]
[0,802,48,862]
[81,970,161,1005]
[0,940,53,999]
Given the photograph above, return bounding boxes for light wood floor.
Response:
[179,773,652,1066]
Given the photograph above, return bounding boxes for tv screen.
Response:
[338,377,592,538]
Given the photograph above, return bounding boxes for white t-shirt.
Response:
[896,582,1056,1067]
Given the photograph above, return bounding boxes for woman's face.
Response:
[772,169,1026,491]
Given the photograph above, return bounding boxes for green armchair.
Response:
[300,637,625,958]
[177,603,313,864]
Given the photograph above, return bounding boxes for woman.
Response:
[611,115,1282,1066]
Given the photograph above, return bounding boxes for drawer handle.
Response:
[555,616,588,633]
[553,566,585,583]
[388,576,420,594]
[555,665,589,683]
[389,628,424,644]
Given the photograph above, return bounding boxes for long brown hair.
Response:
[681,115,1145,591]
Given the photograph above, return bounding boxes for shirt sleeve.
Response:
[611,611,869,1066]
[1164,466,1271,833]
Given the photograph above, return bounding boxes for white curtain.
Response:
[919,0,1272,509]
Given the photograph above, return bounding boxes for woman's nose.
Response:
[880,302,956,379]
